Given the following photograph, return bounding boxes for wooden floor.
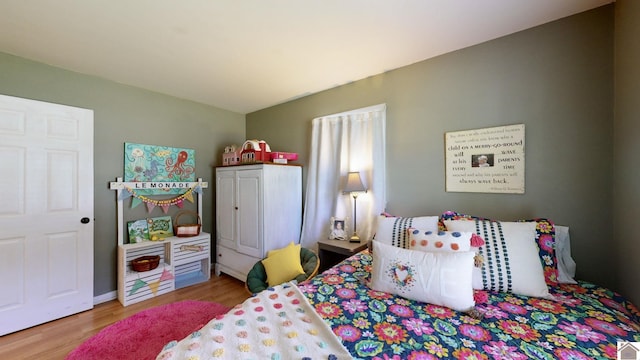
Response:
[0,272,249,360]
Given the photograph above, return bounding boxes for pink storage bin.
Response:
[270,152,298,161]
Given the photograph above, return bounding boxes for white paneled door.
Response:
[0,94,94,336]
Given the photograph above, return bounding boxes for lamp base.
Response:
[349,233,361,243]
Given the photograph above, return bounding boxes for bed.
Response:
[156,213,640,360]
[301,251,640,359]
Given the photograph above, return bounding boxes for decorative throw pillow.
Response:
[441,211,558,287]
[262,242,305,286]
[369,240,476,312]
[407,229,474,252]
[373,215,439,249]
[267,241,299,258]
[444,219,551,298]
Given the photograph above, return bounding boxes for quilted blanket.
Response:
[156,282,353,360]
[301,251,640,360]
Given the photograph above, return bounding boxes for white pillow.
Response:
[370,240,476,312]
[555,225,577,284]
[373,215,439,249]
[407,229,473,252]
[444,219,551,298]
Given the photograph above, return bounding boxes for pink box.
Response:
[270,152,298,161]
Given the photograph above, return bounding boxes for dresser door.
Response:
[236,169,262,258]
[215,169,236,250]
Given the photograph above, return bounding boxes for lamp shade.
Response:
[343,172,367,194]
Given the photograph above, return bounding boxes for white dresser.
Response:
[215,164,302,281]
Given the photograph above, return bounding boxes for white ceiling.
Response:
[0,0,612,114]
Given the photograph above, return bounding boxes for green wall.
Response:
[0,53,245,296]
[248,7,620,295]
[1,4,634,305]
[613,0,640,306]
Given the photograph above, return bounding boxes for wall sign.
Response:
[445,124,525,194]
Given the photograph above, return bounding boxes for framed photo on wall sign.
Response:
[445,124,525,194]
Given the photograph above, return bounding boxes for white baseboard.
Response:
[94,291,117,305]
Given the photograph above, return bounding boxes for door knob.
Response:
[81,217,91,224]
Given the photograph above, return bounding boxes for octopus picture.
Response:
[165,150,195,180]
[124,143,196,193]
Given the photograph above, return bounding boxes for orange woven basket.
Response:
[131,255,160,272]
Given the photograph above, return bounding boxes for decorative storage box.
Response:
[270,152,298,162]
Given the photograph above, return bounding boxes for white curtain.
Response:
[300,104,386,249]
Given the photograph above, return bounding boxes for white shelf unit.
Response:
[110,177,210,306]
[118,239,174,306]
[172,235,211,289]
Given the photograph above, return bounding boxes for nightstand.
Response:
[317,239,368,272]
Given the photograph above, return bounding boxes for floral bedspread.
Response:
[300,251,640,360]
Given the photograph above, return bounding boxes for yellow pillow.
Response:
[262,243,305,286]
[267,241,298,258]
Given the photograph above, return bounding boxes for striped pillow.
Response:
[444,219,552,299]
[373,215,439,249]
[440,211,558,287]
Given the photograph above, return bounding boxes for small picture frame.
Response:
[329,217,348,241]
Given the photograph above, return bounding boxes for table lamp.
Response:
[343,171,367,243]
